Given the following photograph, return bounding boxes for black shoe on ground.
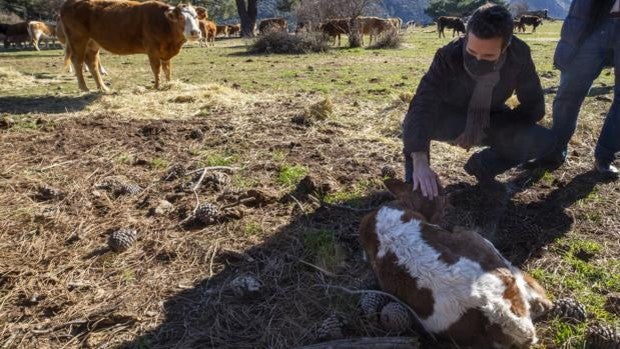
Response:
[595,160,619,180]
[464,156,494,183]
[521,150,566,172]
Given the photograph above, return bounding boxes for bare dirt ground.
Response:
[1,22,619,348]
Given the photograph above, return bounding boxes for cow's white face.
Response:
[167,4,201,41]
[180,5,200,41]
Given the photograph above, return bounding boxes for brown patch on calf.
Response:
[494,268,528,317]
[399,210,426,224]
[440,308,517,348]
[359,211,379,260]
[419,224,507,271]
[523,272,553,318]
[374,252,435,319]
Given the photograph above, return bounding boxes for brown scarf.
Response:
[456,44,507,149]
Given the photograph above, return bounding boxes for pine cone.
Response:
[95,176,124,190]
[549,298,587,323]
[205,172,230,190]
[380,302,411,333]
[35,185,63,201]
[115,182,142,196]
[359,292,388,319]
[381,165,397,179]
[317,313,345,340]
[164,163,186,181]
[586,323,620,349]
[108,228,137,252]
[193,203,221,225]
[230,275,262,298]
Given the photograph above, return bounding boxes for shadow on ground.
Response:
[0,94,100,114]
[447,170,612,265]
[118,170,609,349]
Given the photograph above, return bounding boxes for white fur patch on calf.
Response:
[373,206,536,346]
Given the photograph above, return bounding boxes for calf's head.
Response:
[382,178,446,224]
[165,3,201,41]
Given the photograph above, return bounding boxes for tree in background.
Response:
[508,0,529,17]
[0,0,63,20]
[425,0,507,18]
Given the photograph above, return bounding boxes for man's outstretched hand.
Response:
[411,152,439,198]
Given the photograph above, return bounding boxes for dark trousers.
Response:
[552,17,620,164]
[404,108,557,183]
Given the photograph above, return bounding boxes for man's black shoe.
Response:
[521,151,566,172]
[464,156,494,183]
[595,160,619,180]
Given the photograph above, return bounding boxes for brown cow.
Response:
[319,18,350,47]
[215,24,228,37]
[60,0,201,91]
[258,17,288,34]
[56,17,107,76]
[1,22,29,49]
[358,17,393,46]
[519,15,543,33]
[27,21,56,51]
[199,19,216,46]
[437,16,465,38]
[227,24,241,37]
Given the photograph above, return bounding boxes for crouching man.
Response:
[403,4,556,202]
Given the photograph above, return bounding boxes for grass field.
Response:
[1,22,619,348]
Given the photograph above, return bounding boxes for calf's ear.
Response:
[383,178,412,198]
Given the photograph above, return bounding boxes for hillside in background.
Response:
[253,0,571,24]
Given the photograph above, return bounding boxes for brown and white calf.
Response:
[359,178,552,349]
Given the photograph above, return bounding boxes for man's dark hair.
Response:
[466,4,513,47]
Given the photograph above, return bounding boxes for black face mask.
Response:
[463,50,501,76]
[462,36,510,77]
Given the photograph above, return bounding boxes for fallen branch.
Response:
[293,337,420,349]
[220,197,256,210]
[299,259,336,277]
[192,168,208,192]
[185,166,240,176]
[31,319,88,335]
[287,194,306,214]
[38,160,77,172]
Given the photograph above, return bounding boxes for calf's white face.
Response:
[359,178,552,348]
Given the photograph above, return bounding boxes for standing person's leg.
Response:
[593,19,620,178]
[542,22,611,166]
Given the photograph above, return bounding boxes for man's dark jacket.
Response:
[403,36,544,155]
[554,0,614,70]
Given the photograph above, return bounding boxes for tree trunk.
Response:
[236,0,258,37]
[349,17,362,48]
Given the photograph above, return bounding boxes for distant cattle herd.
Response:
[0,7,549,51]
[0,1,549,92]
